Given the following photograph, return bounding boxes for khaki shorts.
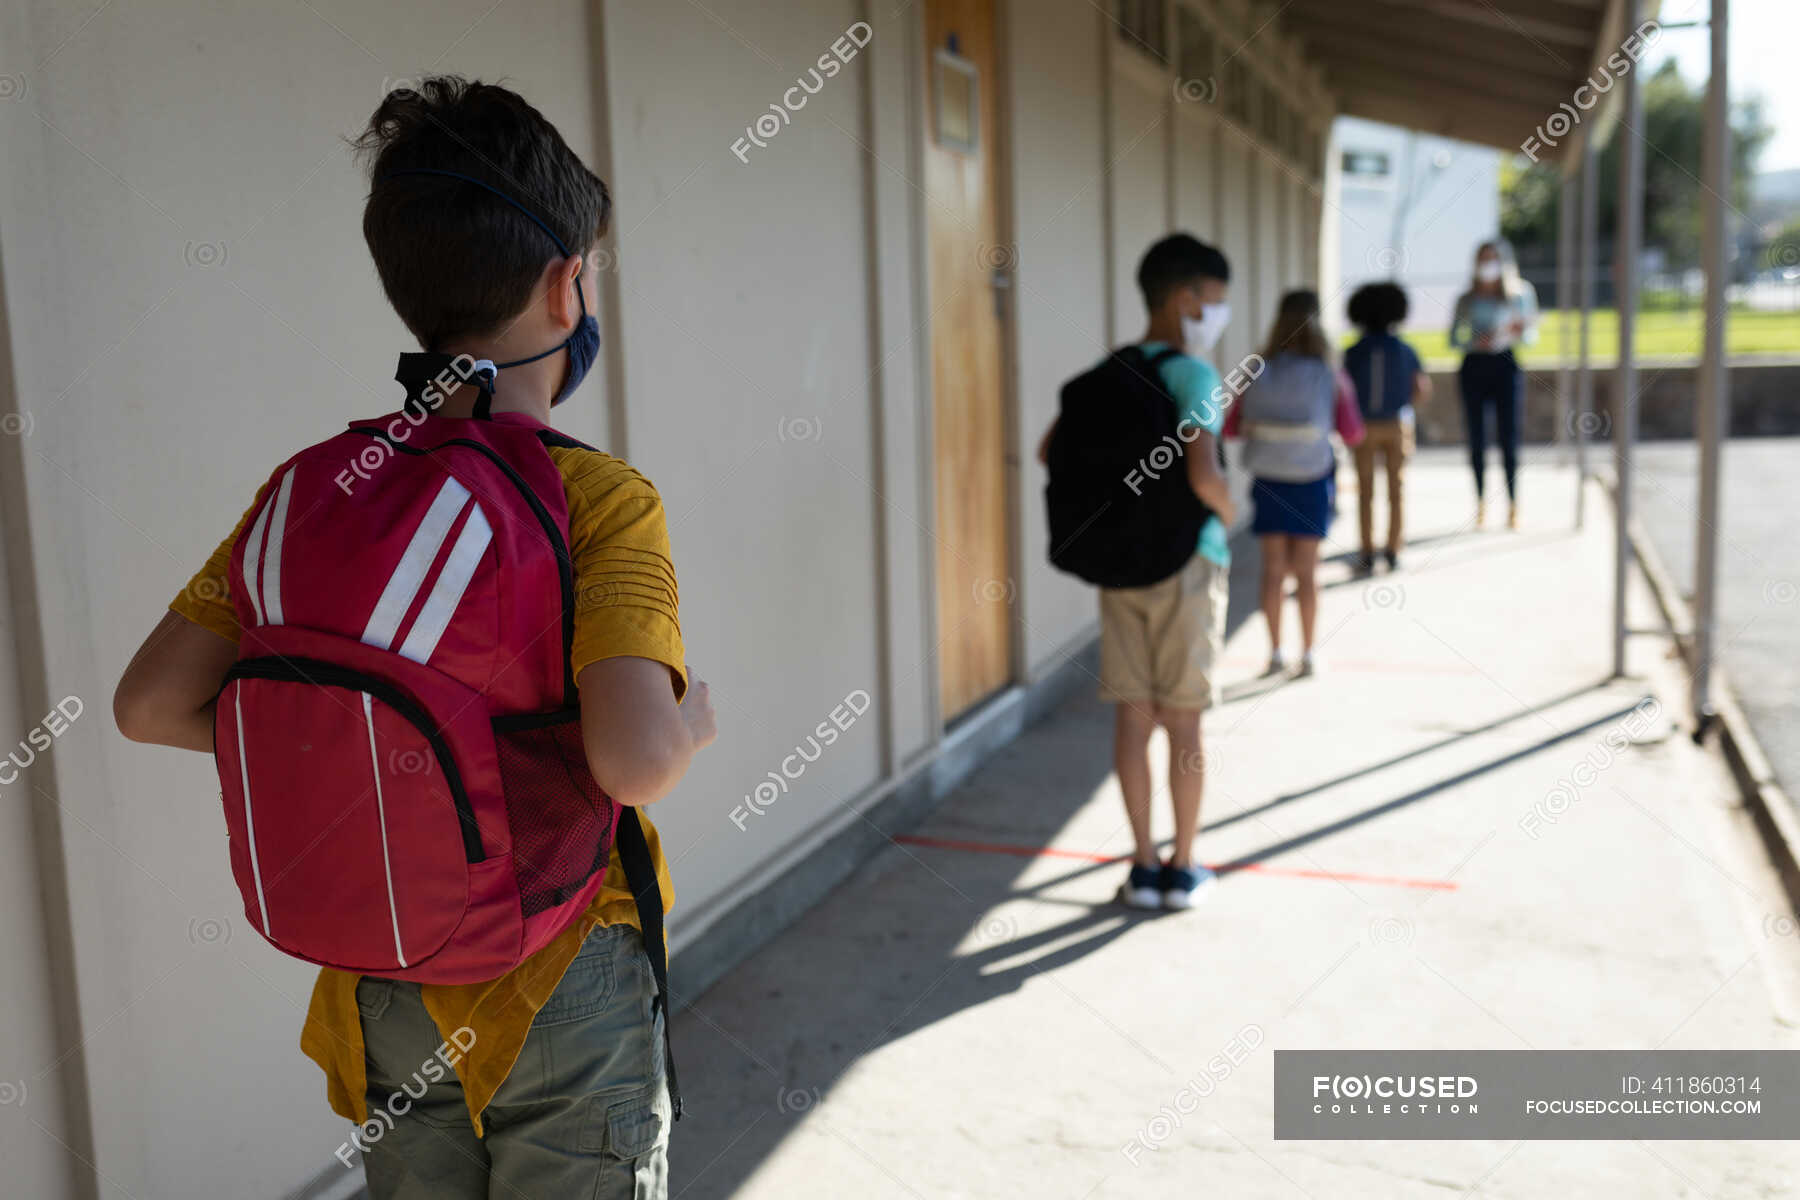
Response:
[1098,554,1228,711]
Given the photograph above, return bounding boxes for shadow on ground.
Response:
[665,517,1585,1197]
[666,689,1120,1199]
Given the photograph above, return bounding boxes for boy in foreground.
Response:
[1040,234,1236,909]
[113,78,711,1198]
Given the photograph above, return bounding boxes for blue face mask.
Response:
[483,284,597,408]
[555,303,600,407]
[381,168,600,411]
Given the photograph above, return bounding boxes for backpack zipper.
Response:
[226,655,485,863]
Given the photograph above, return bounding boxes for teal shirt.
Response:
[1142,341,1230,567]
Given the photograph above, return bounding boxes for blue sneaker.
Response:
[1118,862,1165,909]
[1162,862,1216,910]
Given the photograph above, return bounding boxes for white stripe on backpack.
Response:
[241,489,273,627]
[361,477,472,651]
[234,687,271,936]
[397,504,493,666]
[362,692,407,968]
[260,469,297,626]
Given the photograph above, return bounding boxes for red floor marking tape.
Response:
[1219,657,1481,675]
[892,834,1459,891]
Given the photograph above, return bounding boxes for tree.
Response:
[1767,217,1800,276]
[1501,61,1770,276]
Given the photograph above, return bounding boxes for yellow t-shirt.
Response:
[170,441,683,1136]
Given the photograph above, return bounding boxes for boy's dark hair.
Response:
[1136,234,1230,309]
[353,77,611,349]
[1348,281,1409,332]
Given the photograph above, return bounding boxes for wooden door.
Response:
[924,0,1012,721]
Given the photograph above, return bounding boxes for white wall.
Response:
[1215,131,1258,368]
[593,0,887,938]
[1253,153,1284,340]
[0,413,80,1200]
[862,0,934,764]
[1175,106,1218,242]
[1107,50,1172,346]
[1283,171,1309,293]
[1010,0,1111,674]
[1275,169,1296,290]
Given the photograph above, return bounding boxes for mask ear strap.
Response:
[379,169,575,257]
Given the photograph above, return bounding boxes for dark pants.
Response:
[1458,351,1523,502]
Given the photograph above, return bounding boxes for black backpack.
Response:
[1044,345,1222,589]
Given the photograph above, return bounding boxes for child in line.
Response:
[1038,234,1236,909]
[113,78,713,1198]
[1343,281,1431,572]
[1226,289,1363,677]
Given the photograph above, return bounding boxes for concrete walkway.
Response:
[1636,438,1800,798]
[668,456,1800,1199]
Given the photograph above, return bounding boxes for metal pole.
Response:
[1693,0,1731,730]
[1613,0,1645,680]
[1576,137,1597,529]
[1556,169,1576,463]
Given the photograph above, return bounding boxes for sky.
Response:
[1649,0,1800,173]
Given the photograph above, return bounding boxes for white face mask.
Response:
[1182,302,1231,354]
[1476,260,1503,284]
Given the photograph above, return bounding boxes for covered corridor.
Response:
[0,0,1784,1196]
[670,459,1800,1198]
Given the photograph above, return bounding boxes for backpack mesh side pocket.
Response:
[493,711,618,919]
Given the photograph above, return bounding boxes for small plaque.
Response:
[935,47,979,155]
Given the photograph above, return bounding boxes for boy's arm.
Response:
[578,658,715,807]
[560,453,712,807]
[1514,289,1541,344]
[1448,296,1472,350]
[115,489,260,754]
[1412,368,1433,407]
[1166,358,1235,525]
[1407,343,1432,406]
[114,612,240,752]
[1183,429,1235,526]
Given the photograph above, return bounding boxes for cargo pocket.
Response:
[356,976,394,1021]
[604,1091,665,1159]
[577,1079,670,1160]
[531,931,619,1028]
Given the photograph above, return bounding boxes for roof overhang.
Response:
[1279,0,1658,165]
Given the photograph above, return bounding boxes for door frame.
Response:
[911,0,1023,731]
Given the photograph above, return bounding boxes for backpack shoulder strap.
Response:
[616,802,682,1120]
[1131,346,1185,403]
[534,428,599,453]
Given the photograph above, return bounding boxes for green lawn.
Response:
[1360,308,1800,368]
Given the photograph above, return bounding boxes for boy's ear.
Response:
[542,253,585,331]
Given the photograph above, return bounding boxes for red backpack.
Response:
[213,410,673,1029]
